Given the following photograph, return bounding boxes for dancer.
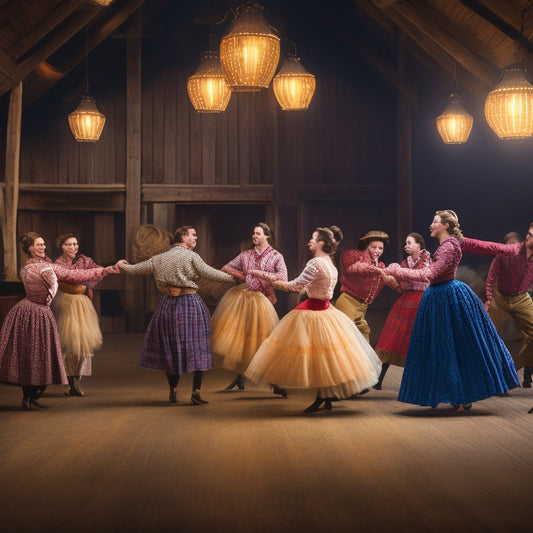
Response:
[466,224,533,389]
[384,210,519,411]
[373,233,430,389]
[0,232,116,410]
[52,233,104,397]
[211,223,288,395]
[245,226,381,413]
[118,226,235,405]
[335,230,391,342]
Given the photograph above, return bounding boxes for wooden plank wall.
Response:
[2,42,399,331]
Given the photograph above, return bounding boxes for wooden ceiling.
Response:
[1,0,533,109]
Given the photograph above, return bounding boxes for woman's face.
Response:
[307,231,323,255]
[429,215,448,238]
[404,236,421,256]
[29,237,46,259]
[366,241,384,261]
[62,237,79,260]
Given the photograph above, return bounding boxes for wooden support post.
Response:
[1,81,22,281]
[124,13,143,332]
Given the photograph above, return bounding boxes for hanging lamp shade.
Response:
[91,0,114,5]
[68,94,106,142]
[273,54,316,111]
[435,93,473,144]
[484,63,533,139]
[219,2,280,92]
[187,51,232,113]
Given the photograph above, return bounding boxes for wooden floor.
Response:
[1,333,532,533]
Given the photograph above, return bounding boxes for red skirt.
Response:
[375,290,424,365]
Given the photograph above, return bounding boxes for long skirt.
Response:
[245,304,381,399]
[139,294,212,375]
[0,298,67,386]
[375,290,424,367]
[399,280,519,408]
[52,291,102,375]
[211,285,279,373]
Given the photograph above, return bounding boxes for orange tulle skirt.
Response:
[211,285,279,373]
[245,304,381,399]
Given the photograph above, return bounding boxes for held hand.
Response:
[484,299,491,312]
[103,265,117,276]
[384,263,400,274]
[116,259,129,270]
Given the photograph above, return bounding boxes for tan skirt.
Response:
[211,284,279,373]
[52,291,102,375]
[245,304,381,399]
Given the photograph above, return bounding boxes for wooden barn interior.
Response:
[1,1,532,532]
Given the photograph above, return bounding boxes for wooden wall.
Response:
[1,28,401,331]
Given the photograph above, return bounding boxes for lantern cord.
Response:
[84,27,90,97]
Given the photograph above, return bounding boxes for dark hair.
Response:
[19,232,42,257]
[173,226,195,243]
[407,232,425,250]
[255,222,275,248]
[56,232,77,252]
[316,225,343,255]
[435,210,463,239]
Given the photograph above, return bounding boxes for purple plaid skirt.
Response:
[139,294,212,375]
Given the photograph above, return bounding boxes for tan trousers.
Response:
[489,288,533,369]
[334,292,370,342]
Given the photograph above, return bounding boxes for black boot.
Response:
[324,397,339,411]
[304,394,325,413]
[29,386,48,409]
[166,373,180,402]
[272,384,288,398]
[522,366,533,388]
[22,386,33,411]
[225,374,245,390]
[373,363,390,390]
[191,389,209,405]
[65,376,83,396]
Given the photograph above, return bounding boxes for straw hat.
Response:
[358,230,390,250]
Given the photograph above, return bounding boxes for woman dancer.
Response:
[245,226,381,413]
[52,233,104,397]
[0,232,116,410]
[373,233,430,389]
[384,210,519,411]
[211,223,288,394]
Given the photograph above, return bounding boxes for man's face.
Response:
[181,229,198,250]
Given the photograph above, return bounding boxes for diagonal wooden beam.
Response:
[371,0,501,87]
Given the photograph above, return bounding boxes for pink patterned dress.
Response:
[0,259,105,386]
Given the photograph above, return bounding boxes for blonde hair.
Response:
[436,210,463,240]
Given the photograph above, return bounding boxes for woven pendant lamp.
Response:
[68,94,106,142]
[187,51,231,113]
[273,54,316,111]
[436,93,473,144]
[484,63,533,139]
[220,2,280,92]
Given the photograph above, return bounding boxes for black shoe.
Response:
[29,398,49,409]
[21,398,32,411]
[191,389,209,405]
[358,388,370,395]
[225,375,245,390]
[272,385,288,398]
[373,382,382,390]
[169,388,177,403]
[303,397,325,413]
[34,386,46,399]
[497,391,510,397]
[522,367,533,388]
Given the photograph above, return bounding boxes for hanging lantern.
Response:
[484,63,533,139]
[68,94,106,142]
[435,93,473,144]
[273,54,316,111]
[187,51,231,113]
[220,2,280,92]
[91,0,114,5]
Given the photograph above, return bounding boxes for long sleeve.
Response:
[120,257,155,276]
[461,237,522,257]
[192,254,235,284]
[485,257,501,302]
[272,261,319,293]
[41,266,58,305]
[52,263,105,284]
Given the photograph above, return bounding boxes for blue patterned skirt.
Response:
[399,279,519,408]
[139,294,212,375]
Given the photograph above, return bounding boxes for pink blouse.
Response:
[386,238,461,285]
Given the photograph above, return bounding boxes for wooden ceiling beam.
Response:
[8,0,87,60]
[371,0,500,87]
[0,4,101,97]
